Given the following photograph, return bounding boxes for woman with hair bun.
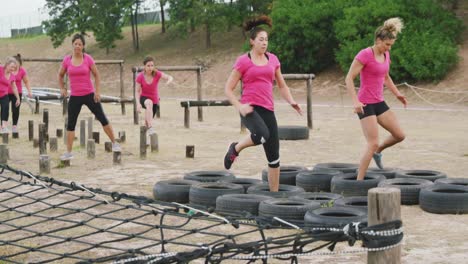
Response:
[9,53,32,133]
[223,15,302,192]
[345,17,408,180]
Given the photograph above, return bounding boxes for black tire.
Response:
[219,178,262,193]
[153,179,199,203]
[304,207,367,241]
[261,166,308,186]
[363,167,400,179]
[434,178,468,188]
[331,173,385,197]
[296,170,342,192]
[419,185,468,214]
[278,126,309,140]
[216,194,272,216]
[395,170,447,182]
[258,198,321,222]
[189,182,244,209]
[184,171,236,182]
[378,178,434,205]
[291,192,343,206]
[334,196,368,210]
[247,183,305,198]
[313,163,359,174]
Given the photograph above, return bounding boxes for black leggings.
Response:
[67,93,109,131]
[0,95,9,122]
[8,94,22,125]
[241,105,280,168]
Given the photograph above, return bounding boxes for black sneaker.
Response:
[224,142,239,170]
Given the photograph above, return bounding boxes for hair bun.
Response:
[243,15,272,32]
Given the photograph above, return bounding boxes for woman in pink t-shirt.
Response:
[9,54,33,133]
[0,57,21,133]
[345,18,408,180]
[58,34,120,160]
[224,16,302,192]
[135,56,173,135]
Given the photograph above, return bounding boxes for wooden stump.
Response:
[92,132,100,144]
[0,144,8,164]
[186,145,195,158]
[28,120,34,141]
[39,155,51,174]
[56,129,63,138]
[184,106,190,128]
[140,126,146,159]
[12,132,19,139]
[104,142,112,152]
[87,139,95,159]
[43,108,49,141]
[87,117,93,139]
[59,159,71,167]
[33,139,39,148]
[118,131,126,143]
[113,151,122,165]
[368,187,401,264]
[34,96,39,114]
[62,96,68,116]
[2,133,8,144]
[50,137,58,152]
[80,120,86,147]
[150,133,159,152]
[38,123,47,155]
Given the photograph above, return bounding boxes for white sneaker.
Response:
[112,142,122,152]
[0,127,9,134]
[147,127,156,135]
[60,152,74,160]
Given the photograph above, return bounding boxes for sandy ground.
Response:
[1,91,467,263]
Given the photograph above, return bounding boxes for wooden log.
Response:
[150,133,159,152]
[33,138,39,148]
[87,139,95,159]
[62,96,68,116]
[87,117,93,139]
[180,100,231,107]
[368,187,401,264]
[2,133,8,144]
[307,78,313,129]
[28,120,34,141]
[80,120,86,147]
[50,137,58,152]
[59,159,71,167]
[186,145,194,158]
[43,108,49,139]
[113,151,121,165]
[12,132,19,139]
[140,126,146,159]
[118,131,126,143]
[283,73,316,80]
[39,155,51,174]
[104,142,112,152]
[38,123,47,155]
[0,144,8,164]
[56,128,63,138]
[34,96,39,114]
[197,68,203,122]
[92,132,100,144]
[184,106,190,129]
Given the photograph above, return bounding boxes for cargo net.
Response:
[0,165,403,264]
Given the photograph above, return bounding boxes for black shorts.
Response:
[140,96,159,117]
[357,101,389,119]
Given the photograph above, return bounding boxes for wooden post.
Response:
[62,96,68,116]
[28,120,34,141]
[39,155,51,174]
[186,145,194,158]
[113,151,122,165]
[140,126,146,159]
[50,138,58,152]
[104,142,112,152]
[38,123,47,155]
[87,139,95,159]
[132,70,139,125]
[196,67,203,122]
[150,133,158,152]
[80,120,86,147]
[306,77,313,129]
[12,132,19,139]
[64,118,68,144]
[184,106,190,128]
[34,96,39,114]
[43,108,49,140]
[87,117,93,139]
[156,105,160,118]
[56,129,63,138]
[59,159,71,167]
[92,132,100,144]
[368,187,401,264]
[118,131,126,143]
[120,62,126,115]
[2,133,8,144]
[0,144,8,164]
[33,139,39,148]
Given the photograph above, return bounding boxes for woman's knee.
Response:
[367,141,379,152]
[144,99,153,109]
[393,132,405,142]
[251,129,270,145]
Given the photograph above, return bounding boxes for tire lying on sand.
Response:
[247,183,305,198]
[153,179,199,203]
[395,170,447,182]
[278,126,309,140]
[378,178,434,205]
[216,194,271,216]
[334,196,368,211]
[419,185,468,214]
[434,178,468,188]
[291,192,343,206]
[295,170,342,192]
[261,165,308,186]
[313,163,359,174]
[219,178,262,193]
[331,173,385,197]
[361,167,400,179]
[184,171,235,182]
[258,198,321,223]
[189,182,244,209]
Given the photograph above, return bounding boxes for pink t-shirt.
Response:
[136,71,163,104]
[0,66,16,97]
[61,53,95,96]
[233,52,280,111]
[11,67,27,94]
[355,47,391,104]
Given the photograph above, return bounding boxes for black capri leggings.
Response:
[67,93,109,131]
[0,95,9,122]
[241,105,280,168]
[140,96,159,118]
[8,94,22,125]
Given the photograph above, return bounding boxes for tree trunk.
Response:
[135,2,140,51]
[160,0,166,33]
[130,11,136,49]
[205,22,211,48]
